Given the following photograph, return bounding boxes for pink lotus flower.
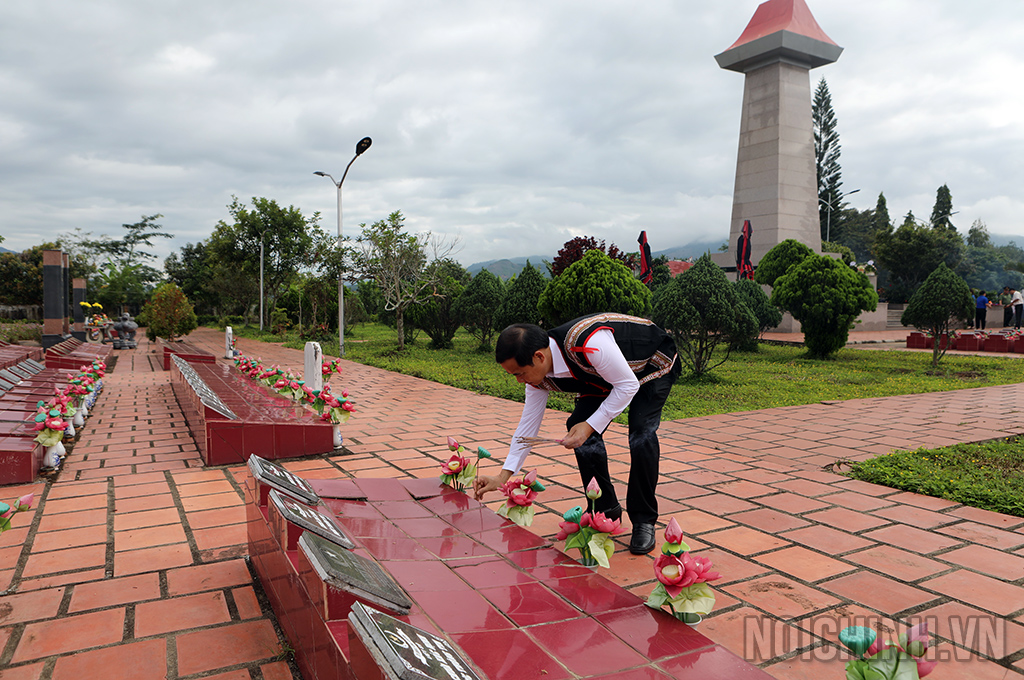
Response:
[44,417,67,431]
[500,471,539,508]
[274,378,289,389]
[555,520,580,541]
[664,517,684,545]
[341,402,355,412]
[593,511,622,534]
[447,436,460,451]
[585,477,602,500]
[18,493,33,510]
[653,552,720,598]
[441,454,469,475]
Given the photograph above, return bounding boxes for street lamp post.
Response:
[259,235,264,331]
[819,188,860,242]
[314,136,372,358]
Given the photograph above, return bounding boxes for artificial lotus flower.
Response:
[559,482,620,569]
[646,518,719,622]
[495,469,545,527]
[838,621,937,679]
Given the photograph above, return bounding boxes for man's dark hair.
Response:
[495,324,549,366]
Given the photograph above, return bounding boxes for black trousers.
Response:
[1016,305,1023,329]
[975,308,987,330]
[566,363,680,526]
[1004,306,1013,327]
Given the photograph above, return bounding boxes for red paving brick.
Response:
[6,328,1024,678]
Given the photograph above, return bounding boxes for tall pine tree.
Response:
[930,184,955,231]
[813,77,843,241]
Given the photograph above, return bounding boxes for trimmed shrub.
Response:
[494,261,548,330]
[453,269,504,350]
[732,279,782,351]
[901,263,973,367]
[652,254,758,376]
[539,250,651,326]
[754,239,815,287]
[142,283,198,341]
[771,253,878,359]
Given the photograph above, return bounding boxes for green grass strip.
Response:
[846,438,1024,517]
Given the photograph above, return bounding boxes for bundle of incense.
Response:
[514,436,564,447]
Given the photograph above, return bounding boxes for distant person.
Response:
[975,291,991,330]
[1011,287,1024,329]
[999,286,1013,327]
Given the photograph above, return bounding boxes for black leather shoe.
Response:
[603,505,623,523]
[629,522,657,555]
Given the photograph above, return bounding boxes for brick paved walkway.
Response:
[1,328,1023,680]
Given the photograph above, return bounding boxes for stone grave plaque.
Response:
[23,359,45,371]
[7,366,31,380]
[299,533,412,615]
[349,601,480,680]
[247,454,320,505]
[268,489,355,549]
[0,370,21,384]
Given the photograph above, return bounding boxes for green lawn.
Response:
[847,439,1024,518]
[231,323,1024,422]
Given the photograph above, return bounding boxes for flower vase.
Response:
[679,612,702,626]
[73,409,85,428]
[44,441,65,468]
[79,400,89,418]
[333,423,344,449]
[576,554,599,569]
[65,421,75,438]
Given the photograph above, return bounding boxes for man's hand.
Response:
[473,469,513,501]
[560,422,595,450]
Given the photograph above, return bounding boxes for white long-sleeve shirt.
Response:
[503,330,639,473]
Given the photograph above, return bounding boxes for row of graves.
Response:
[906,329,1024,353]
[166,328,353,465]
[0,338,110,485]
[245,452,774,680]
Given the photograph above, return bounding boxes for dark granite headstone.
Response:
[299,533,412,615]
[349,601,481,680]
[247,454,319,505]
[268,489,355,549]
[0,370,23,384]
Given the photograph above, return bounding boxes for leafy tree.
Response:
[754,239,815,287]
[874,212,965,302]
[900,264,973,367]
[771,254,878,359]
[813,77,844,241]
[353,210,457,350]
[453,269,504,350]
[207,197,322,327]
[550,236,637,277]
[732,278,782,351]
[930,184,955,231]
[494,261,548,331]
[538,249,651,326]
[652,254,757,375]
[647,255,673,293]
[409,259,470,349]
[140,283,198,340]
[0,248,43,305]
[164,242,219,317]
[81,215,173,311]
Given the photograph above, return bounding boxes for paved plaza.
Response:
[1,327,1023,679]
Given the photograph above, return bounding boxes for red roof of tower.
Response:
[727,0,837,51]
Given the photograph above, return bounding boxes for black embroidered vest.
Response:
[540,313,677,396]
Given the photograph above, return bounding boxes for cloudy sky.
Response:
[1,0,1022,268]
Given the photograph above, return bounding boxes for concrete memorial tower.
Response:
[714,0,842,270]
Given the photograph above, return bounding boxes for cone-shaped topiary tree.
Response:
[141,282,197,341]
[901,263,973,367]
[771,253,878,359]
[453,269,505,350]
[538,249,651,326]
[494,260,547,331]
[732,278,782,351]
[652,254,758,376]
[408,258,470,349]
